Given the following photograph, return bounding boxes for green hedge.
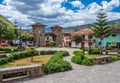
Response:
[0,50,38,65]
[107,46,113,50]
[91,48,100,54]
[42,51,72,74]
[83,47,88,51]
[118,50,120,54]
[71,51,84,64]
[82,58,93,66]
[3,71,27,79]
[0,46,18,53]
[40,50,57,55]
[72,51,93,66]
[112,56,119,61]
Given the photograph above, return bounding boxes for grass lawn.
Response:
[85,54,117,59]
[0,55,52,68]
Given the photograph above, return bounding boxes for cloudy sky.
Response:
[0,0,120,29]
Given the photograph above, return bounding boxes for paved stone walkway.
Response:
[10,47,120,83]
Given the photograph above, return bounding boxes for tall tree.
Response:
[72,34,83,47]
[92,12,114,55]
[0,22,8,41]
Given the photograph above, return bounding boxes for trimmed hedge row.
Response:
[71,51,93,66]
[40,50,57,55]
[0,50,38,65]
[0,46,18,53]
[91,48,100,54]
[3,71,27,79]
[42,51,72,74]
[71,51,84,64]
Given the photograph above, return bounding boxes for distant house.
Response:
[71,29,95,48]
[63,32,71,47]
[95,28,120,48]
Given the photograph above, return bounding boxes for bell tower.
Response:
[31,23,46,47]
[51,25,63,46]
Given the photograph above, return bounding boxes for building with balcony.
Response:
[71,29,95,48]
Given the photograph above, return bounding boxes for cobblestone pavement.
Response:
[10,47,120,83]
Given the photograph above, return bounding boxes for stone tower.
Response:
[51,25,63,46]
[31,23,46,47]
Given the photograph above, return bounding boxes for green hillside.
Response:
[63,19,120,32]
[0,14,16,28]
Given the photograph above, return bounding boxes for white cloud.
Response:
[0,0,120,28]
[102,0,120,11]
[70,0,85,9]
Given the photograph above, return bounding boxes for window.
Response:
[47,37,49,40]
[82,35,85,38]
[88,35,93,39]
[112,34,116,37]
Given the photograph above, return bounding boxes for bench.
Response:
[0,65,42,82]
[93,55,112,64]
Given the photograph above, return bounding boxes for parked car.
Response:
[0,43,11,47]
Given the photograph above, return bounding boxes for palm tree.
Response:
[92,12,114,55]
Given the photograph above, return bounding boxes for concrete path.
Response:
[10,47,120,83]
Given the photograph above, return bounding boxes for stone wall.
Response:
[51,25,63,46]
[0,65,42,82]
[31,23,46,47]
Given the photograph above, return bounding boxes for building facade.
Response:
[31,23,63,47]
[95,28,120,48]
[63,32,71,47]
[71,29,95,48]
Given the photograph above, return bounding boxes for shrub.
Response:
[48,41,56,47]
[0,46,18,53]
[73,51,82,54]
[118,50,120,54]
[71,51,84,64]
[0,50,37,65]
[82,58,93,66]
[107,46,113,50]
[112,56,118,61]
[71,55,82,64]
[42,51,72,74]
[40,50,57,55]
[83,47,88,51]
[91,48,100,54]
[58,51,69,56]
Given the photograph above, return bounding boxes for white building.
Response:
[71,29,95,48]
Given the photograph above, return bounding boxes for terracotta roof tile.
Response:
[73,29,93,35]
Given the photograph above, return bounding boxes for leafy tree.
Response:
[0,22,8,41]
[0,22,18,45]
[48,41,56,47]
[3,28,18,43]
[72,34,83,47]
[21,32,34,42]
[92,12,114,55]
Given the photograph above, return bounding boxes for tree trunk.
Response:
[100,39,103,55]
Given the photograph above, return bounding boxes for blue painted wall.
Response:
[95,33,120,47]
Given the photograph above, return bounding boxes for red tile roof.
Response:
[73,29,93,35]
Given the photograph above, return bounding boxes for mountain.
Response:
[0,14,16,28]
[63,19,120,32]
